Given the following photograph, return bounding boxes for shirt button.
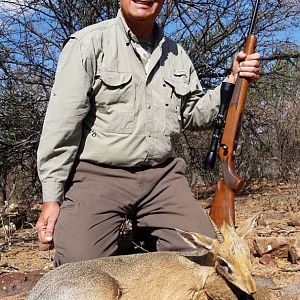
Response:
[147,104,151,109]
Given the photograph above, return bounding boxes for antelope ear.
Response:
[235,215,259,238]
[176,228,214,250]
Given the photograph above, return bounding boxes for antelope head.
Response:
[177,216,257,295]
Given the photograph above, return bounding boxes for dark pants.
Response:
[53,158,215,266]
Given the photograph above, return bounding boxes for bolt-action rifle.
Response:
[205,0,260,227]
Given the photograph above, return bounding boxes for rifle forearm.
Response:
[218,35,257,189]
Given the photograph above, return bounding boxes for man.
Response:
[36,0,260,266]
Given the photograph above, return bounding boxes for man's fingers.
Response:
[239,72,259,80]
[44,216,57,241]
[36,220,55,243]
[36,225,53,243]
[238,53,260,80]
[236,51,247,61]
[35,202,60,244]
[46,215,57,232]
[245,52,260,61]
[236,51,260,61]
[239,66,260,74]
[239,60,260,68]
[45,229,54,242]
[231,51,260,83]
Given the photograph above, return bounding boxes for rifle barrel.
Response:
[248,0,260,35]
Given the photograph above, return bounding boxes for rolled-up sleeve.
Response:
[37,38,93,202]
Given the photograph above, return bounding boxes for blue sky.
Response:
[277,27,300,44]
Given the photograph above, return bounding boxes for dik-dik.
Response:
[29,217,257,300]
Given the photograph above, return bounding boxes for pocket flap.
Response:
[163,77,190,96]
[98,69,132,87]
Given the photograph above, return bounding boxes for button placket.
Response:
[145,85,155,161]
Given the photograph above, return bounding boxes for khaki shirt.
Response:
[37,11,222,202]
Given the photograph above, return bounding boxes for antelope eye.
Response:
[218,258,233,275]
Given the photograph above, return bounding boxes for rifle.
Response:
[205,0,260,227]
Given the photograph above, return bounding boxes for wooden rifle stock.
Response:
[209,33,258,227]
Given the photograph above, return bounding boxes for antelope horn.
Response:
[207,213,224,243]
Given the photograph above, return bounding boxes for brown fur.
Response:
[29,217,257,300]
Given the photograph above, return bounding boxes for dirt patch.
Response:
[0,228,53,299]
[236,183,300,300]
[0,183,299,299]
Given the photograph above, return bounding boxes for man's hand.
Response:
[229,51,260,83]
[35,202,60,244]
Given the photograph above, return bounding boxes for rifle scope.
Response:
[204,82,235,170]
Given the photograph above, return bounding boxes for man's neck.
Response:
[122,15,155,39]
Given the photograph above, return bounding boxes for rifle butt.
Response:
[209,180,235,227]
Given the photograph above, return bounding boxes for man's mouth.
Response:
[133,0,154,6]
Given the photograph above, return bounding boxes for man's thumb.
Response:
[45,230,53,242]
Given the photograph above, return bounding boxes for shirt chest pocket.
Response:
[92,69,136,134]
[163,72,190,136]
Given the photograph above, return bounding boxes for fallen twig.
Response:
[279,266,300,272]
